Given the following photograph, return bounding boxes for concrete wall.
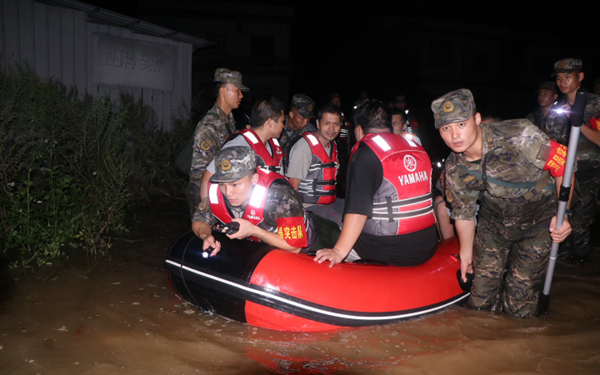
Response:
[0,0,195,130]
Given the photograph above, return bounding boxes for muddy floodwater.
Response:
[1,200,600,375]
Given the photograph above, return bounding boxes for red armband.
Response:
[543,140,568,177]
[276,216,308,248]
[590,118,600,130]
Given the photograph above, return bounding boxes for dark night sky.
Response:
[83,0,598,157]
[84,1,598,90]
[84,0,599,99]
[83,0,598,156]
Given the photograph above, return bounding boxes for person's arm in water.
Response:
[454,219,475,283]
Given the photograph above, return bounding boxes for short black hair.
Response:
[211,81,225,98]
[391,108,407,124]
[318,103,342,121]
[250,97,285,128]
[353,99,392,133]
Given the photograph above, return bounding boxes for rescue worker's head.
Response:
[214,68,249,113]
[393,95,407,110]
[210,146,259,207]
[432,88,482,159]
[352,99,392,142]
[288,94,315,130]
[391,108,408,136]
[553,58,584,96]
[250,97,286,138]
[329,93,342,108]
[316,103,342,145]
[537,81,559,108]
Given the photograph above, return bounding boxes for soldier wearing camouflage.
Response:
[198,97,287,202]
[540,58,600,264]
[526,81,559,128]
[432,88,572,316]
[279,94,318,156]
[186,68,249,219]
[192,146,317,254]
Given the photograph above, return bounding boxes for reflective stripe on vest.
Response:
[242,130,260,145]
[297,132,338,205]
[208,169,284,241]
[371,192,434,221]
[360,133,435,235]
[236,129,283,173]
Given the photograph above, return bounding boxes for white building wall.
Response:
[0,0,195,130]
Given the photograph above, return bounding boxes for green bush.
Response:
[0,66,189,271]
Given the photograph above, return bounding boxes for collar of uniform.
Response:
[213,102,236,136]
[284,116,296,132]
[214,102,234,122]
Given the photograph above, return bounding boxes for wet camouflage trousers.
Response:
[562,163,600,259]
[468,205,554,316]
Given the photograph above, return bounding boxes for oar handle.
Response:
[540,88,588,315]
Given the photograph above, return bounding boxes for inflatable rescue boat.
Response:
[164,231,470,332]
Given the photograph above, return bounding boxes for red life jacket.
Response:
[297,132,338,205]
[229,129,283,174]
[208,169,286,242]
[354,132,435,236]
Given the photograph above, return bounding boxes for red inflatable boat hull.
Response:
[165,232,468,332]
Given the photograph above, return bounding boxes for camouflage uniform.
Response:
[186,103,236,218]
[540,58,600,262]
[280,118,317,155]
[433,89,562,316]
[526,81,558,128]
[197,178,312,239]
[525,108,546,129]
[278,94,317,155]
[186,68,249,219]
[196,146,318,252]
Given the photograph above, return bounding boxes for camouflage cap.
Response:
[291,94,315,118]
[394,95,407,103]
[214,68,249,91]
[210,146,256,183]
[538,81,557,93]
[431,89,476,129]
[553,58,583,76]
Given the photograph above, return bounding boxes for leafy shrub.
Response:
[0,66,190,271]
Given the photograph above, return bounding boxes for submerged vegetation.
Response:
[0,66,198,271]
